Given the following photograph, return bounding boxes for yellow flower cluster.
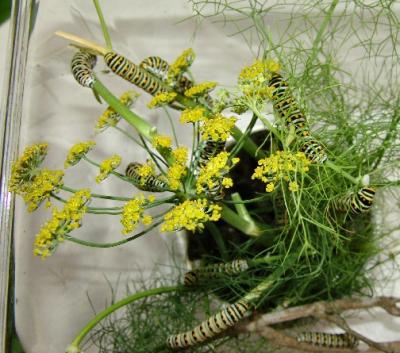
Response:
[161,199,222,232]
[152,134,172,149]
[34,189,91,258]
[238,59,280,82]
[147,92,177,109]
[22,169,64,212]
[136,162,155,179]
[168,48,195,78]
[9,143,48,192]
[196,151,239,194]
[252,150,311,192]
[179,107,207,124]
[96,155,122,183]
[96,90,139,131]
[64,141,96,168]
[184,82,217,98]
[167,147,188,190]
[200,115,237,142]
[238,59,280,99]
[120,194,153,234]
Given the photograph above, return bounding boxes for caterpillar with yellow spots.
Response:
[71,50,97,88]
[268,73,327,163]
[297,332,358,348]
[140,55,193,93]
[125,162,168,192]
[104,52,166,96]
[184,259,249,286]
[166,300,250,349]
[301,137,328,164]
[332,187,375,214]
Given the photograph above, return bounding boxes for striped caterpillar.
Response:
[71,50,97,88]
[125,162,168,192]
[166,300,250,349]
[195,139,227,201]
[139,55,193,92]
[332,187,375,214]
[301,137,328,164]
[297,332,358,348]
[104,52,166,96]
[268,72,327,163]
[184,259,249,286]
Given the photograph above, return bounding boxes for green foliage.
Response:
[89,274,270,353]
[0,0,11,25]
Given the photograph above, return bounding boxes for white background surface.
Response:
[8,1,400,352]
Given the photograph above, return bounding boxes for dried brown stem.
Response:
[245,296,400,328]
[245,325,400,353]
[236,296,400,353]
[323,314,394,353]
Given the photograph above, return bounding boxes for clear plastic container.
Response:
[1,1,400,352]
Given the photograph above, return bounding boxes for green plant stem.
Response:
[65,220,163,248]
[249,255,283,266]
[231,126,263,158]
[229,113,259,157]
[82,155,134,184]
[251,105,283,145]
[93,80,155,138]
[223,193,271,205]
[92,79,179,166]
[371,103,400,170]
[305,0,339,72]
[162,106,180,146]
[92,0,112,50]
[205,222,228,260]
[325,160,359,185]
[61,185,133,201]
[67,285,181,351]
[220,204,266,237]
[112,125,144,147]
[51,193,122,214]
[231,193,253,223]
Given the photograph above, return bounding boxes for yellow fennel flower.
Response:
[22,169,64,212]
[252,151,310,192]
[34,189,91,258]
[136,162,155,179]
[196,151,239,194]
[288,181,299,192]
[265,182,275,193]
[64,141,96,168]
[96,90,139,131]
[96,155,122,183]
[200,115,237,142]
[161,199,221,232]
[165,147,188,190]
[147,92,177,109]
[238,59,280,99]
[172,147,188,164]
[9,143,48,192]
[180,107,207,124]
[152,135,172,149]
[120,195,153,234]
[184,82,217,98]
[169,48,195,78]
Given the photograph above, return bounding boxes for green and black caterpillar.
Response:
[184,259,249,286]
[297,332,358,348]
[268,72,328,164]
[71,50,96,88]
[332,187,375,214]
[125,162,168,192]
[167,300,250,349]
